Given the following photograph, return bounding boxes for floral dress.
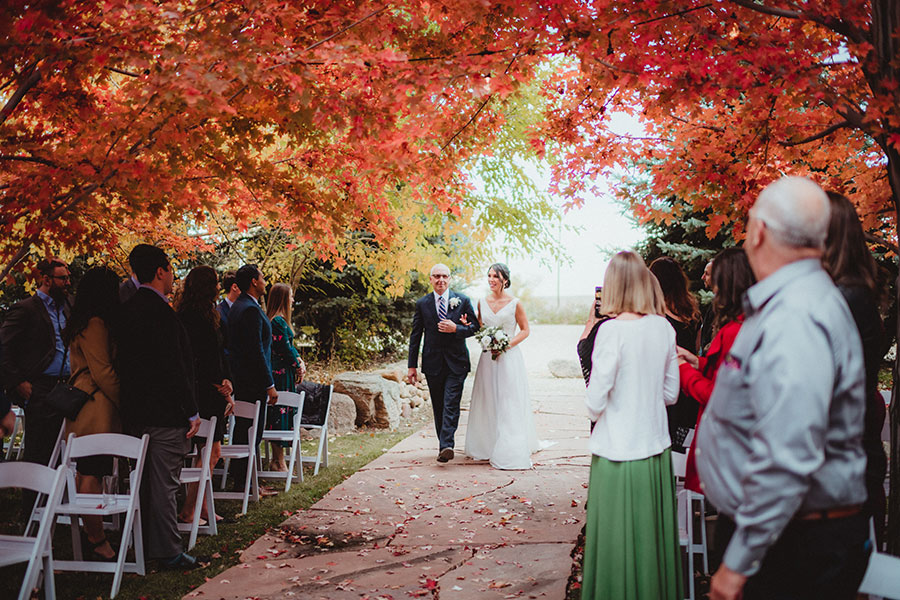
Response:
[266,315,303,442]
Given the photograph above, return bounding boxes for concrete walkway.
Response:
[186,325,590,599]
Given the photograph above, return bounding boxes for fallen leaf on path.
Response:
[488,581,512,589]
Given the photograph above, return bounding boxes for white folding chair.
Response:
[259,391,305,491]
[25,421,73,537]
[4,405,25,460]
[53,432,150,599]
[858,517,900,600]
[214,400,261,514]
[177,416,218,550]
[298,384,333,475]
[0,462,66,600]
[677,488,709,600]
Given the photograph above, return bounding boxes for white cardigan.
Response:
[585,315,679,461]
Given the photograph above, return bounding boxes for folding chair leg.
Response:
[133,509,145,576]
[220,457,230,490]
[284,440,297,492]
[314,430,328,475]
[70,514,84,560]
[43,554,55,600]
[323,434,329,469]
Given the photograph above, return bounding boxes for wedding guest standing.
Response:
[227,265,277,490]
[176,266,233,525]
[115,244,203,570]
[649,256,700,451]
[675,249,755,499]
[697,177,868,600]
[583,251,681,600]
[264,283,306,472]
[0,258,71,468]
[823,191,888,547]
[64,266,122,561]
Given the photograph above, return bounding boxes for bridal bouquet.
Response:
[475,326,510,360]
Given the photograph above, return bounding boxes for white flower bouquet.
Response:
[475,326,510,360]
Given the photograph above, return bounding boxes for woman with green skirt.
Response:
[582,251,683,600]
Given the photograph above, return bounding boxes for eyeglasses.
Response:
[51,275,70,281]
[431,274,450,279]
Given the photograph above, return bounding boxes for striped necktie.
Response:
[438,295,447,320]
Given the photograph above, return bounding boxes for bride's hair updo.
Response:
[488,263,511,289]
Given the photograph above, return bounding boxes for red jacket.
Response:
[679,317,743,493]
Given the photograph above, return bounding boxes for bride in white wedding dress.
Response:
[465,263,540,470]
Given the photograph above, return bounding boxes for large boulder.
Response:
[332,372,403,429]
[548,358,583,379]
[327,392,356,435]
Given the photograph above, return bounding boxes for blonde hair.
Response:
[601,251,665,316]
[266,283,294,334]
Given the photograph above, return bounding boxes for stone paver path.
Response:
[186,325,590,599]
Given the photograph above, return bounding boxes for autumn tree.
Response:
[537,0,900,552]
[0,0,563,280]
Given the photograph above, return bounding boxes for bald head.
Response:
[752,176,830,250]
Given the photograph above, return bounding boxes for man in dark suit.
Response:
[0,258,71,467]
[118,245,142,303]
[408,263,478,462]
[115,244,204,570]
[227,264,277,487]
[216,270,240,326]
[0,342,14,450]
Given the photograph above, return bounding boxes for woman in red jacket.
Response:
[676,248,755,493]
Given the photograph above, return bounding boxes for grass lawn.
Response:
[0,425,420,600]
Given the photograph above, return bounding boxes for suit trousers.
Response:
[134,425,190,560]
[713,512,870,600]
[229,392,268,488]
[21,376,65,515]
[425,367,466,450]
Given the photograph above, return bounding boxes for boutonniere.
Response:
[449,297,460,309]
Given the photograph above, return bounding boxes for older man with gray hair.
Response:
[696,176,869,600]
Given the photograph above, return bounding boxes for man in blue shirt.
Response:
[0,258,71,467]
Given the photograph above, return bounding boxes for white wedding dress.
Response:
[465,297,540,470]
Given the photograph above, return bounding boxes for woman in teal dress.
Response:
[265,283,306,472]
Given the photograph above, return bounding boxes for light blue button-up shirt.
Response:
[37,290,69,377]
[695,258,866,576]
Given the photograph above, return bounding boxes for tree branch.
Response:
[866,232,900,254]
[0,154,59,167]
[729,0,801,19]
[0,65,41,126]
[780,120,853,147]
[106,66,141,77]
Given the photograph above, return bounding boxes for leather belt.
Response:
[795,505,862,521]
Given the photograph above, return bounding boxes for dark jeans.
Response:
[714,512,870,600]
[229,392,267,488]
[424,368,466,451]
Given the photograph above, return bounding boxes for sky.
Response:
[468,113,647,300]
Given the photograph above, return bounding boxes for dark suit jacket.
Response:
[119,277,138,303]
[216,299,231,326]
[0,294,69,401]
[0,342,9,416]
[227,293,273,400]
[115,287,198,429]
[408,291,478,376]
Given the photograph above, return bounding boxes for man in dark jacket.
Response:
[115,244,203,570]
[226,264,277,488]
[0,258,70,467]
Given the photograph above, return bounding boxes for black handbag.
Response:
[45,343,96,420]
[46,376,94,420]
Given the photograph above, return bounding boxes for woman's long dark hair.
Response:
[823,191,878,294]
[710,248,755,332]
[63,266,121,344]
[649,256,700,322]
[175,265,220,327]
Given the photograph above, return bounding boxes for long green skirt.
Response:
[582,448,683,600]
